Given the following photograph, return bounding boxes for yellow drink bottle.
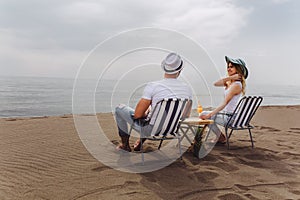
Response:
[197,101,203,115]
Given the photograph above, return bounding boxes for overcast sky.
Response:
[0,0,299,86]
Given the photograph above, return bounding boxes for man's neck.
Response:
[164,73,178,79]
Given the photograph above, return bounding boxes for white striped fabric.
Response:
[150,98,188,136]
[230,96,263,128]
[159,100,176,134]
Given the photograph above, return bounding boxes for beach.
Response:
[0,105,299,199]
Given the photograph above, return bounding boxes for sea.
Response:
[0,76,299,118]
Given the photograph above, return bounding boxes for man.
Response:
[115,52,192,152]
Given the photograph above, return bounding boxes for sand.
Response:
[0,106,299,199]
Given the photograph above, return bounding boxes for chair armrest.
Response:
[218,112,233,117]
[131,114,149,125]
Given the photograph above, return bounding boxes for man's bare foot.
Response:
[116,144,132,152]
[133,139,146,151]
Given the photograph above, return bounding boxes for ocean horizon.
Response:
[1,75,299,118]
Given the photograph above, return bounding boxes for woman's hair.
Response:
[231,63,246,95]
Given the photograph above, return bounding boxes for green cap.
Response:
[225,56,248,79]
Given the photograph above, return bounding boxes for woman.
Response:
[200,56,248,144]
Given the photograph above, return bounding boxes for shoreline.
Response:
[2,104,300,120]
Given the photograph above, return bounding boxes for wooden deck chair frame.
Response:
[208,96,263,149]
[129,98,191,163]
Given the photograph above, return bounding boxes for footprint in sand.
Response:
[211,162,239,172]
[243,153,277,161]
[232,157,264,169]
[195,171,219,183]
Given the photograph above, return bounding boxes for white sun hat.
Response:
[161,53,183,74]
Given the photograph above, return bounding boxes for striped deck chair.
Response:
[218,96,263,149]
[130,98,191,163]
